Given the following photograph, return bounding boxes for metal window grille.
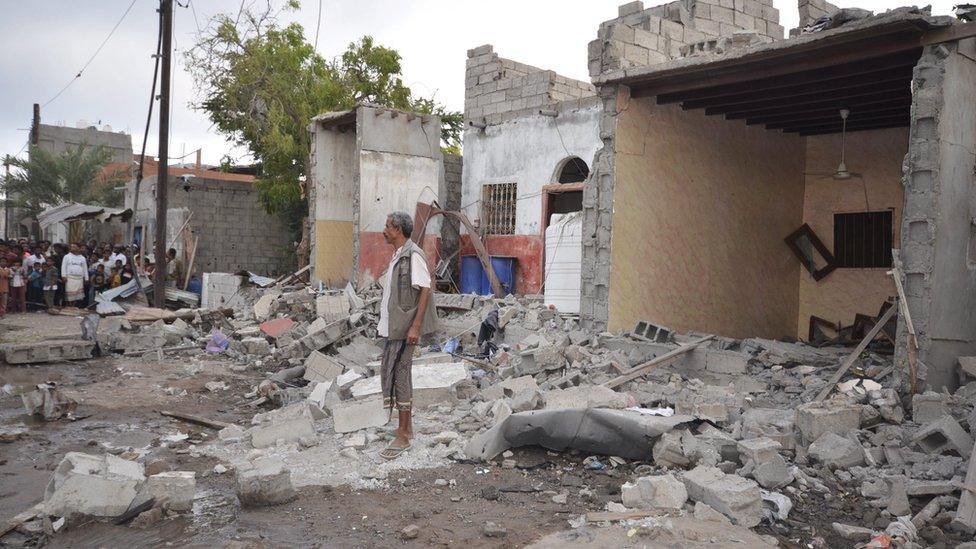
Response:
[833,211,893,268]
[481,182,517,235]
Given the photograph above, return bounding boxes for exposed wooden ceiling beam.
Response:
[796,120,911,136]
[784,116,909,134]
[765,108,910,129]
[678,69,911,110]
[698,81,909,115]
[749,105,909,127]
[721,93,910,120]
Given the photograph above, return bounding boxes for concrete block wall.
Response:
[464,44,596,126]
[440,153,463,277]
[588,0,783,78]
[797,0,839,27]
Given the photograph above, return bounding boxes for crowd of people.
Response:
[0,238,186,317]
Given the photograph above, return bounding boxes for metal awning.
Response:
[36,203,133,229]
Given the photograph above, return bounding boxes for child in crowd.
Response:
[27,262,43,311]
[9,261,25,313]
[108,267,122,289]
[43,261,59,309]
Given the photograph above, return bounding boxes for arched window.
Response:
[556,157,589,183]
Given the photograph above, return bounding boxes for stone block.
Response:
[330,397,389,433]
[913,416,973,458]
[543,385,629,410]
[134,471,196,512]
[43,452,146,517]
[235,458,295,507]
[653,431,691,468]
[249,417,316,448]
[621,474,688,509]
[736,437,781,465]
[742,407,795,449]
[3,340,95,364]
[911,391,948,424]
[681,466,762,527]
[794,402,861,446]
[482,375,540,401]
[303,351,343,383]
[808,432,865,469]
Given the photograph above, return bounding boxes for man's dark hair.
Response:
[167,248,177,257]
[388,211,414,238]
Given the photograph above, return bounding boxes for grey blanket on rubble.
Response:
[464,408,694,461]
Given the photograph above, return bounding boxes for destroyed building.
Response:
[308,104,461,286]
[577,0,976,391]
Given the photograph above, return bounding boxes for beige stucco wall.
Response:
[609,97,805,338]
[797,128,907,338]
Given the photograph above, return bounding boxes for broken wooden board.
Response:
[159,410,231,430]
[814,302,897,402]
[604,335,714,389]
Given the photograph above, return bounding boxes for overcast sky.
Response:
[0,0,957,166]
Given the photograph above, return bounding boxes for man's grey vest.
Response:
[386,240,438,340]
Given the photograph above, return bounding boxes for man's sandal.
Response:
[380,442,411,460]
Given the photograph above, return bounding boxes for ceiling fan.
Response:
[806,109,863,180]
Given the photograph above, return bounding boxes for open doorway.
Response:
[542,156,587,231]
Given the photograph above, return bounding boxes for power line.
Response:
[42,0,140,108]
[313,0,322,50]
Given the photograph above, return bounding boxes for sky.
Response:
[0,0,958,166]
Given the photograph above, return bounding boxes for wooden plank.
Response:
[814,302,898,402]
[953,439,976,531]
[888,263,919,394]
[182,235,199,290]
[783,116,910,134]
[922,23,976,45]
[159,410,232,430]
[762,107,910,129]
[684,79,908,112]
[604,335,714,389]
[718,91,911,119]
[747,104,910,126]
[796,120,910,136]
[586,510,662,522]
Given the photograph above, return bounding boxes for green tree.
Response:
[2,144,128,216]
[184,1,461,241]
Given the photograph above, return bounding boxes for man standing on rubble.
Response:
[377,211,437,460]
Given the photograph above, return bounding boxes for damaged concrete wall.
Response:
[440,153,463,279]
[310,121,358,286]
[797,128,906,339]
[797,0,839,28]
[309,105,443,287]
[460,98,602,294]
[607,97,805,338]
[900,39,976,390]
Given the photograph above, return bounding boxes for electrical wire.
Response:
[136,10,164,183]
[42,0,140,108]
[313,0,323,51]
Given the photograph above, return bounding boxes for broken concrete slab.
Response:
[704,349,750,375]
[807,432,865,469]
[481,375,540,401]
[913,416,973,458]
[752,454,794,489]
[316,294,350,322]
[249,410,316,449]
[330,396,389,433]
[348,362,468,408]
[652,431,691,468]
[959,356,976,379]
[742,407,796,450]
[694,501,731,524]
[681,465,762,527]
[736,438,782,465]
[252,292,280,321]
[3,340,95,365]
[517,345,564,375]
[235,457,296,507]
[621,474,688,509]
[307,380,335,410]
[674,385,740,424]
[543,385,630,410]
[794,401,861,446]
[43,452,146,517]
[303,351,343,383]
[134,471,196,512]
[240,337,271,356]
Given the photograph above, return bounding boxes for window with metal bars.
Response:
[481,182,517,235]
[833,211,893,268]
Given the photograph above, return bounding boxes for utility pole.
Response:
[153,0,173,307]
[3,157,9,240]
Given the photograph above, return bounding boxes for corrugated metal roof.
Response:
[36,203,132,229]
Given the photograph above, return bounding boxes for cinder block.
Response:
[912,391,948,424]
[794,402,861,446]
[618,0,644,17]
[681,466,762,527]
[913,416,973,458]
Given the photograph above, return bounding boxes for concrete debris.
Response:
[134,471,196,512]
[794,401,861,447]
[807,432,865,469]
[681,465,763,527]
[832,522,876,541]
[330,397,389,433]
[22,383,78,420]
[913,416,973,458]
[912,391,948,424]
[303,351,344,383]
[620,474,688,509]
[235,457,296,507]
[543,384,630,410]
[43,452,146,517]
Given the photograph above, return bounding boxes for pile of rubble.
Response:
[5,277,976,547]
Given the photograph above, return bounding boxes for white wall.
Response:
[312,126,358,223]
[358,150,442,234]
[460,102,602,236]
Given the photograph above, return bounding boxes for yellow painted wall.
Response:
[609,97,806,339]
[797,128,906,338]
[314,220,354,286]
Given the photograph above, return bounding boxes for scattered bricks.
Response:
[704,349,749,375]
[620,474,688,509]
[235,457,296,507]
[307,380,335,410]
[913,416,973,458]
[631,320,673,343]
[2,340,95,365]
[249,416,315,449]
[43,452,146,517]
[330,397,389,433]
[832,523,876,542]
[807,432,865,470]
[134,471,196,512]
[681,465,763,527]
[303,351,343,383]
[240,337,271,356]
[912,391,948,424]
[794,401,861,446]
[736,437,782,465]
